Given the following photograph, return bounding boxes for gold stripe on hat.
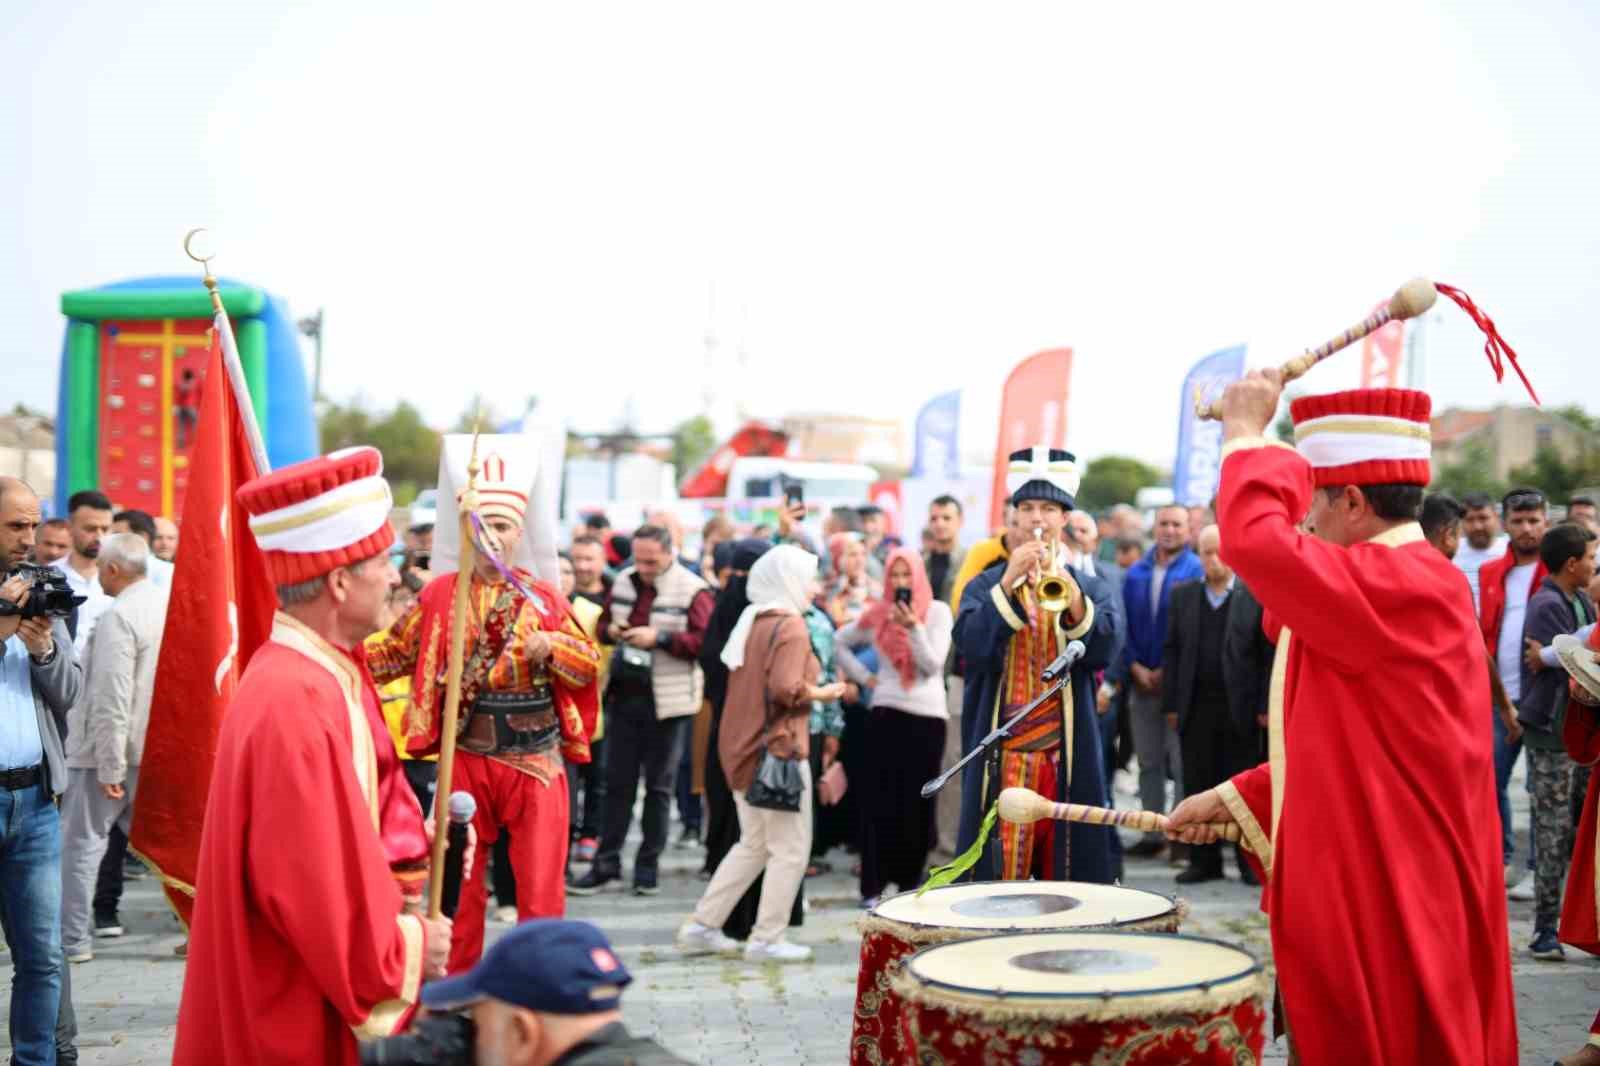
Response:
[250,484,392,537]
[1293,418,1431,444]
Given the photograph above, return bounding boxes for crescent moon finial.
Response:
[183,227,213,266]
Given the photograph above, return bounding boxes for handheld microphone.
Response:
[1040,640,1088,682]
[439,791,477,919]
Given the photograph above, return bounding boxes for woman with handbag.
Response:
[834,548,953,907]
[678,545,847,962]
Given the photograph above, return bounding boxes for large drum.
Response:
[850,882,1182,1066]
[894,931,1267,1065]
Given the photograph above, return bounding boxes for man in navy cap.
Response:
[420,919,692,1065]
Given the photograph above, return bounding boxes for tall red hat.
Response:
[1290,388,1432,488]
[237,446,396,586]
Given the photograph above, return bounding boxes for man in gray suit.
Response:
[0,476,83,1065]
[60,533,169,964]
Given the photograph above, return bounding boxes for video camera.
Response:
[0,564,85,621]
[358,1013,474,1066]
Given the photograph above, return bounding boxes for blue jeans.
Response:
[1493,713,1524,867]
[0,783,62,1065]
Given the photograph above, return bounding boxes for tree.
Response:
[671,416,717,480]
[1507,445,1600,503]
[1430,439,1506,501]
[319,399,442,505]
[1076,455,1165,512]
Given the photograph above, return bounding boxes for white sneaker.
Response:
[492,905,518,925]
[676,921,740,956]
[744,938,812,963]
[66,950,93,964]
[1508,878,1536,901]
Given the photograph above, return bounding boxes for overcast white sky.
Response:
[5,1,1595,470]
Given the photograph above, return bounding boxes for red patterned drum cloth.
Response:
[893,931,1267,1066]
[850,882,1182,1066]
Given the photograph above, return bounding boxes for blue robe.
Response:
[953,561,1124,882]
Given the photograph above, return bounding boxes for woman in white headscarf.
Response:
[676,546,846,962]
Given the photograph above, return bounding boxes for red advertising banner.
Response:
[988,348,1073,527]
[1359,300,1406,389]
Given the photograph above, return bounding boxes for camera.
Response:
[0,564,86,620]
[359,1012,474,1066]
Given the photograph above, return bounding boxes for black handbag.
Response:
[743,621,807,813]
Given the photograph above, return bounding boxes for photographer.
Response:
[374,919,690,1065]
[0,476,83,1065]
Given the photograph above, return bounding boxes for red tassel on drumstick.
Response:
[1195,278,1538,420]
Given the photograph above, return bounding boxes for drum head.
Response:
[906,931,1260,1003]
[873,881,1174,933]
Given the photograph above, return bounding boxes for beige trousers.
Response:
[692,762,812,944]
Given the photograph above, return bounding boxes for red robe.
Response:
[1213,441,1516,1066]
[1559,633,1600,1038]
[173,614,428,1066]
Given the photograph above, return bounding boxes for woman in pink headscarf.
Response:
[835,548,953,907]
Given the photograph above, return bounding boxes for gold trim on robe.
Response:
[270,612,380,829]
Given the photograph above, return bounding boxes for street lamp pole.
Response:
[297,309,325,400]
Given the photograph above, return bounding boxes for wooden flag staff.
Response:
[428,414,483,919]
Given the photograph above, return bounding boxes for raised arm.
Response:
[1217,442,1399,669]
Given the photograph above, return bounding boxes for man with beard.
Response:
[51,492,114,653]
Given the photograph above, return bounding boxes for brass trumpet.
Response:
[1030,526,1073,614]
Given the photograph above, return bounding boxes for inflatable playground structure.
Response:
[54,277,317,518]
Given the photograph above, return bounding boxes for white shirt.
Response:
[834,602,955,720]
[1455,536,1509,613]
[1495,562,1538,704]
[1150,562,1171,616]
[53,560,112,657]
[146,555,174,590]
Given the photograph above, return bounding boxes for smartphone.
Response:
[784,482,804,508]
[895,587,912,607]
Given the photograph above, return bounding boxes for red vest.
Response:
[1478,546,1549,650]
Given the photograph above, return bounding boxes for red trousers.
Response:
[446,752,569,973]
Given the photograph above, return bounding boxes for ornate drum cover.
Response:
[894,931,1267,1066]
[850,882,1182,1066]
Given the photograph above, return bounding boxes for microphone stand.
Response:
[921,676,1070,801]
[921,674,1070,879]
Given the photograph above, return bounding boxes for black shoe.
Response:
[674,825,702,849]
[1126,838,1165,858]
[567,869,620,896]
[1175,865,1224,885]
[1238,865,1260,886]
[634,882,660,897]
[92,912,125,938]
[1530,927,1566,961]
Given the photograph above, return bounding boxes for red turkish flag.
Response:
[130,314,277,927]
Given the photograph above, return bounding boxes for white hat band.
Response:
[249,475,394,554]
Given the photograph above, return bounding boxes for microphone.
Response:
[439,791,477,919]
[1040,640,1087,682]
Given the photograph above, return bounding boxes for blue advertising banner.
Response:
[1172,345,1247,507]
[911,390,962,478]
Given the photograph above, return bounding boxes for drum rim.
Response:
[871,880,1179,933]
[903,930,1263,1001]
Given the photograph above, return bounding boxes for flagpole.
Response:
[184,229,271,473]
[428,415,482,919]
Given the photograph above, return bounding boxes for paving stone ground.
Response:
[5,761,1592,1064]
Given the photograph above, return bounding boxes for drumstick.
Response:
[997,787,1244,844]
[1195,277,1438,421]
